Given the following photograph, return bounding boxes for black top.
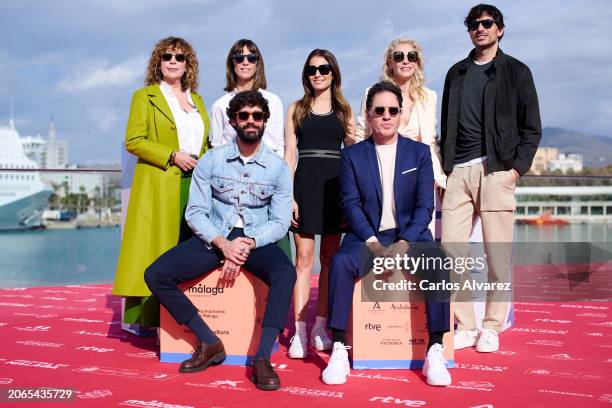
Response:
[454,60,492,165]
[440,48,542,175]
[292,111,344,235]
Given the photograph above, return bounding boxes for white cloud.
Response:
[4,0,611,163]
[89,106,121,133]
[57,56,146,93]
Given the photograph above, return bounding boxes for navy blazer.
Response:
[339,135,434,243]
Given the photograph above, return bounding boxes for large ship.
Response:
[0,119,52,230]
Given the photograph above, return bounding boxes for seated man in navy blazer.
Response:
[322,81,451,387]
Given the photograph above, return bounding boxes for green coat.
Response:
[113,84,210,297]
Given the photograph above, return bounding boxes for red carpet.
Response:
[1,270,611,407]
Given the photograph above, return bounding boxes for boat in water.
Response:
[516,210,569,226]
[0,120,52,230]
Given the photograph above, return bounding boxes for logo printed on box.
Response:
[364,322,381,331]
[390,303,418,312]
[160,269,269,364]
[188,283,224,296]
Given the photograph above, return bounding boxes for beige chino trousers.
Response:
[442,161,516,332]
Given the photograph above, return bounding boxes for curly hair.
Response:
[144,36,199,92]
[292,49,353,135]
[226,90,270,122]
[381,37,428,103]
[224,39,267,92]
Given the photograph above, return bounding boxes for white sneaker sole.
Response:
[476,345,498,353]
[423,365,451,386]
[288,349,306,359]
[454,342,477,350]
[322,374,348,385]
[426,376,451,386]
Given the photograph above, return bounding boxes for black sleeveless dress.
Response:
[292,110,344,235]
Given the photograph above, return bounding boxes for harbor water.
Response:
[0,224,610,288]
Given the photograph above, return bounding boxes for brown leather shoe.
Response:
[251,358,281,390]
[179,340,226,373]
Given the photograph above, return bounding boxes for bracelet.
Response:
[169,151,176,165]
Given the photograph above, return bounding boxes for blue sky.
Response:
[1,0,611,164]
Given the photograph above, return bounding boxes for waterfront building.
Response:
[515,186,612,223]
[43,166,105,199]
[548,153,584,173]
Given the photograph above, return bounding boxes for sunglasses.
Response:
[372,106,401,117]
[392,51,418,63]
[305,64,332,76]
[467,19,496,31]
[233,53,258,64]
[236,111,265,122]
[161,53,186,63]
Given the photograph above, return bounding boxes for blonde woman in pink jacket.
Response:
[355,38,446,235]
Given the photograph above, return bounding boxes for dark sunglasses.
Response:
[392,51,418,63]
[305,64,332,76]
[467,19,496,31]
[161,53,186,63]
[236,111,264,121]
[372,106,401,117]
[233,53,258,64]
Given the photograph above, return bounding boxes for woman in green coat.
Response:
[113,37,210,328]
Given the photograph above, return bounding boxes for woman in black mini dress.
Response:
[284,49,355,358]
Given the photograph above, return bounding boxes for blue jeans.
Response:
[145,228,296,330]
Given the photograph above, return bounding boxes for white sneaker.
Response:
[322,342,351,385]
[288,333,307,359]
[476,329,499,353]
[422,343,451,386]
[310,326,333,351]
[454,329,479,350]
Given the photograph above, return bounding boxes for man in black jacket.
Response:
[440,4,541,353]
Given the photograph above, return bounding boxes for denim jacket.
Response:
[185,141,292,248]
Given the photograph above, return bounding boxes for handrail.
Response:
[0,168,121,173]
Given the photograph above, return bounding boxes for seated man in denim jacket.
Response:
[145,90,296,391]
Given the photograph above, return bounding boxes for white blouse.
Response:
[159,81,205,156]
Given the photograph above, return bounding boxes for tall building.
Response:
[41,118,68,169]
[530,147,559,175]
[21,118,68,169]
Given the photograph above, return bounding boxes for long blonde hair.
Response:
[292,49,352,135]
[381,37,427,103]
[145,37,199,92]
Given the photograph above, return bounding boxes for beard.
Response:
[235,123,265,145]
